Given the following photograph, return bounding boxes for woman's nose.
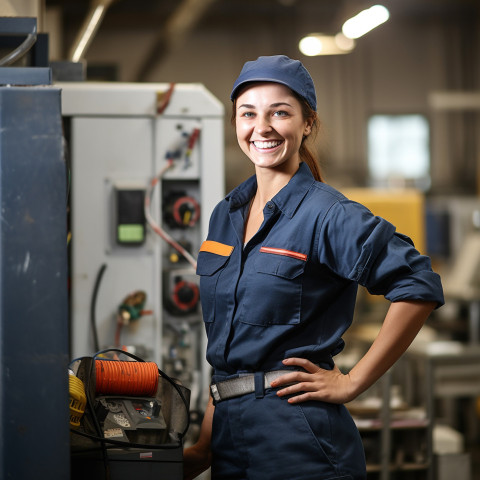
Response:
[254,115,272,135]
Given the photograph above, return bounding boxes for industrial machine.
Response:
[61,81,224,415]
[0,18,70,479]
[60,81,224,479]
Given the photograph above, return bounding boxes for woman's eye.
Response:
[241,111,255,118]
[274,110,288,117]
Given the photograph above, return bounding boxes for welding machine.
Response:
[70,350,190,480]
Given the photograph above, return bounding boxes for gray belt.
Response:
[210,370,288,403]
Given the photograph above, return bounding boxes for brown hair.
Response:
[231,90,323,182]
[297,95,323,182]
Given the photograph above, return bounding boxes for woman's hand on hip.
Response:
[270,357,356,404]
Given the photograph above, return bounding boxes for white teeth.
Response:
[253,140,282,149]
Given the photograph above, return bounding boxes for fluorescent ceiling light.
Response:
[299,33,355,56]
[70,3,107,62]
[342,4,390,39]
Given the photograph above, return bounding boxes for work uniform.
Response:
[196,162,444,480]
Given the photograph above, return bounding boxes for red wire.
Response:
[144,159,197,268]
[157,82,175,114]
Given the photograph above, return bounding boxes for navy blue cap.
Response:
[231,55,317,111]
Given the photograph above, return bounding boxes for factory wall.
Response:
[61,8,480,195]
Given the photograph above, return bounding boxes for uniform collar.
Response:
[226,162,315,219]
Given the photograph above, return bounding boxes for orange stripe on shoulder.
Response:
[199,240,234,257]
[259,246,307,261]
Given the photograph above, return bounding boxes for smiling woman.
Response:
[230,56,322,183]
[184,55,444,480]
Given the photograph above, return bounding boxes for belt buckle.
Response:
[210,383,221,402]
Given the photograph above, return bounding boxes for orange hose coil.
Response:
[95,360,159,396]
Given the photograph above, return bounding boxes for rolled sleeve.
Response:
[319,201,395,281]
[365,234,444,307]
[319,199,444,308]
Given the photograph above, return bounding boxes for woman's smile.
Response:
[251,139,284,151]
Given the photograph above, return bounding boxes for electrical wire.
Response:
[0,23,37,66]
[157,82,175,114]
[79,357,111,479]
[71,427,185,451]
[90,264,107,352]
[144,160,198,269]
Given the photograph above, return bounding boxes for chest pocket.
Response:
[196,241,234,323]
[240,247,307,326]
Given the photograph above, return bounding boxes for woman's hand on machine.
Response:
[270,357,356,404]
[183,443,212,480]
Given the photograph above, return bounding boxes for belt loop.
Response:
[254,372,265,399]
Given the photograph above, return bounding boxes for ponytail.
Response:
[300,143,323,182]
[298,96,323,183]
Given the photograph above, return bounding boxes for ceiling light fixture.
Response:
[299,33,355,56]
[71,5,105,62]
[69,0,117,63]
[342,4,390,40]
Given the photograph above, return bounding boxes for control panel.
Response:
[61,82,224,409]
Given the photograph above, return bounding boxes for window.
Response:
[368,114,430,190]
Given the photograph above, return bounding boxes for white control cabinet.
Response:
[60,82,224,406]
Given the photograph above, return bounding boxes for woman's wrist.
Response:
[345,370,367,401]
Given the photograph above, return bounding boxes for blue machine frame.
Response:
[0,72,70,478]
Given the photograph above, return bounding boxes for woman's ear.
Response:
[304,120,313,137]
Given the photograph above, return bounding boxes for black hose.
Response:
[0,24,37,66]
[90,264,107,352]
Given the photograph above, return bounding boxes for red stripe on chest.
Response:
[259,247,307,261]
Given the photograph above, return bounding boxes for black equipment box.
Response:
[71,446,183,480]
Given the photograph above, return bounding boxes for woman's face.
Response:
[235,82,312,173]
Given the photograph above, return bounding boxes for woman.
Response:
[184,55,444,480]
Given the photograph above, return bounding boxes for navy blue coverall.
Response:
[196,162,444,480]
